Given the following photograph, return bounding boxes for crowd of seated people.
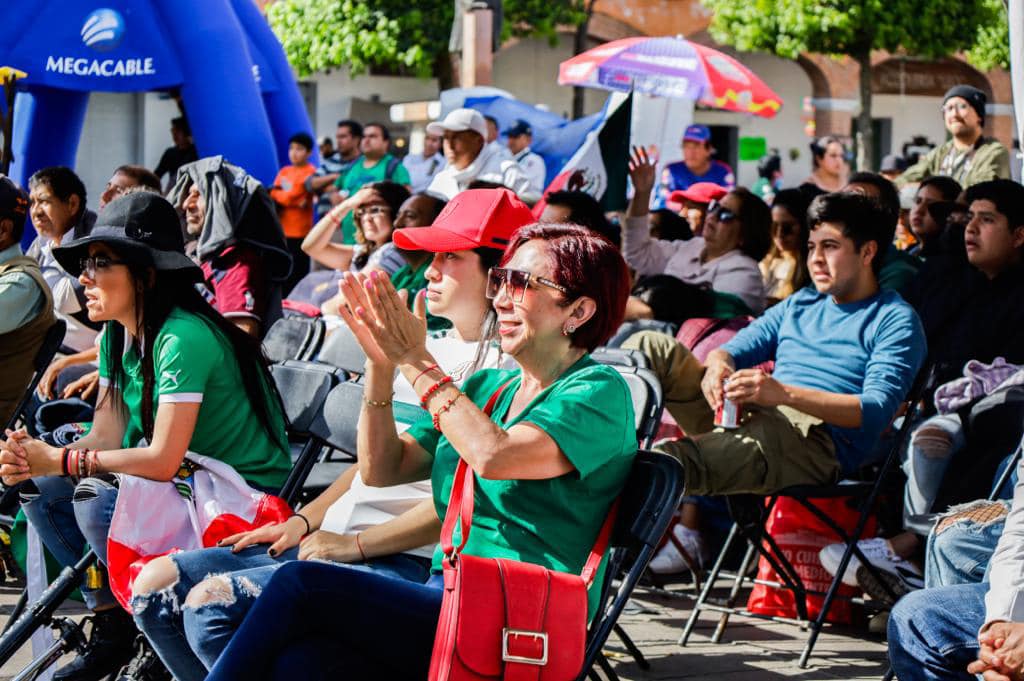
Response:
[1,84,1023,681]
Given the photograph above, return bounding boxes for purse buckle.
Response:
[502,628,548,666]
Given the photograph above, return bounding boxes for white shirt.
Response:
[428,143,537,203]
[319,332,508,558]
[985,455,1024,627]
[622,215,766,314]
[404,152,446,194]
[30,237,99,352]
[513,147,547,198]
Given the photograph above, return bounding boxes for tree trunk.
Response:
[571,0,597,120]
[437,51,457,91]
[855,49,874,172]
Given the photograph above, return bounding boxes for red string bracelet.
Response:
[419,375,453,408]
[355,533,368,562]
[411,363,441,388]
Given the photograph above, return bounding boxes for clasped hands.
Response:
[335,270,428,367]
[1,429,61,485]
[969,622,1024,681]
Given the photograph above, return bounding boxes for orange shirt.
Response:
[270,164,316,239]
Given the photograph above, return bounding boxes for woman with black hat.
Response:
[0,192,291,681]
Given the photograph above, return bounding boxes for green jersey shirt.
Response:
[406,356,637,618]
[99,308,291,490]
[333,155,411,244]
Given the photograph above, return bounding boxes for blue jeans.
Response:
[902,414,967,535]
[887,581,986,681]
[132,545,432,681]
[924,500,1008,588]
[206,561,444,680]
[19,475,120,610]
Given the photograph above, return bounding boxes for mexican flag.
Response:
[533,93,632,216]
[106,453,291,610]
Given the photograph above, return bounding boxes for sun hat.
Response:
[392,188,534,252]
[52,192,199,279]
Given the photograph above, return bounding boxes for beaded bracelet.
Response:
[411,363,441,388]
[85,450,99,478]
[419,375,453,408]
[432,392,464,431]
[363,394,394,408]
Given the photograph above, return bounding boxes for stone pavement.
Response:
[0,579,890,680]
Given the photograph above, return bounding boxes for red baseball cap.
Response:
[668,182,729,206]
[392,188,534,252]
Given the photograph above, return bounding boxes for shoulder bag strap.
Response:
[439,379,514,559]
[438,377,621,588]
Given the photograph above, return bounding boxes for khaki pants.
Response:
[622,331,840,496]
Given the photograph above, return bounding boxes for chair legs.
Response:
[679,520,739,645]
[613,624,649,670]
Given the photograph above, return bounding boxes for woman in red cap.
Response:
[202,189,638,680]
[129,189,533,680]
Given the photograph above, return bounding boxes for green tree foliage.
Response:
[966,0,1010,71]
[267,0,586,80]
[700,0,1005,169]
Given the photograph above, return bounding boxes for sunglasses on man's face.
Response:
[707,200,737,223]
[486,267,568,303]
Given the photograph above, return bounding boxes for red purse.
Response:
[428,384,618,681]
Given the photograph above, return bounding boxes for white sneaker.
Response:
[818,537,923,589]
[648,524,709,575]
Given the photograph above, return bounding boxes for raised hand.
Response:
[628,145,658,197]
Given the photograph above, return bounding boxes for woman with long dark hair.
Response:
[0,192,291,680]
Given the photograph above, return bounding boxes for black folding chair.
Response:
[577,451,685,681]
[262,316,325,364]
[0,359,341,677]
[680,366,937,668]
[316,323,368,378]
[591,347,650,370]
[295,380,365,501]
[610,366,664,450]
[3,320,66,434]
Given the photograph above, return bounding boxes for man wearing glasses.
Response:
[898,85,1010,189]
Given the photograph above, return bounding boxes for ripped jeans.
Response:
[19,475,120,610]
[924,499,1008,588]
[131,545,433,681]
[901,413,967,535]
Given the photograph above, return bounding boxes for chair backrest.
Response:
[269,361,344,434]
[591,346,650,370]
[307,380,364,458]
[604,319,679,348]
[317,323,368,377]
[3,320,67,433]
[262,316,325,364]
[611,365,664,449]
[580,451,685,680]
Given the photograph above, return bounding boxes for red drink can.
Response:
[715,379,740,428]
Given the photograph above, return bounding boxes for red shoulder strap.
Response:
[439,380,513,559]
[438,378,620,588]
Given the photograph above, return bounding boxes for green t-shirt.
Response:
[406,356,637,618]
[333,155,411,244]
[98,308,291,490]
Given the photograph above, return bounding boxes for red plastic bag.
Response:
[746,496,875,624]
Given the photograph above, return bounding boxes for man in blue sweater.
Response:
[652,192,927,495]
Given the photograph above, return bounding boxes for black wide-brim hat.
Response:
[53,192,200,280]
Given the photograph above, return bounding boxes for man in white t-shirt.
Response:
[504,119,547,200]
[426,109,536,203]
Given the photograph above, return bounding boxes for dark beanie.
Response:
[944,85,987,123]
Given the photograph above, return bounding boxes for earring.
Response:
[563,324,576,336]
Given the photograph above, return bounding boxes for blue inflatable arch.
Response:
[0,0,314,243]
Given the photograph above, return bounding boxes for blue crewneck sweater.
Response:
[721,287,927,474]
